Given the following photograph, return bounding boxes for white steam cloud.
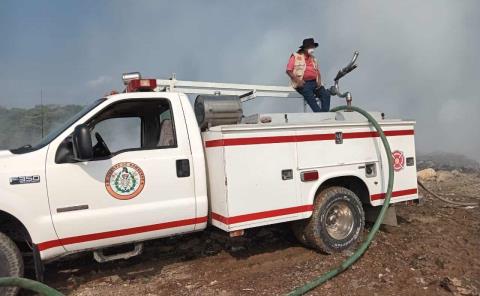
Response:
[0,0,479,160]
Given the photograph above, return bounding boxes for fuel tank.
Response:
[194,95,243,130]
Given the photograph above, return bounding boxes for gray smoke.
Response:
[0,0,479,160]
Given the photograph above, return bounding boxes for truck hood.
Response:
[0,150,14,159]
[0,148,47,174]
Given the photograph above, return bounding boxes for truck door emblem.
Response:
[105,162,145,200]
[392,150,405,172]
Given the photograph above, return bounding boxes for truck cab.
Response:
[0,91,209,275]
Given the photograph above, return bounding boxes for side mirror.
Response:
[72,124,93,161]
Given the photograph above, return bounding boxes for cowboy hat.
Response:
[299,38,319,49]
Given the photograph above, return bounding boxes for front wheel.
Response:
[304,186,365,254]
[0,232,24,296]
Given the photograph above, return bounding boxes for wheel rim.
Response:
[325,200,354,240]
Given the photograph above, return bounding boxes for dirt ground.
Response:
[37,171,479,296]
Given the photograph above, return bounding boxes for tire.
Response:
[304,186,365,254]
[0,232,24,296]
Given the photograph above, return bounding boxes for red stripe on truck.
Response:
[38,216,208,251]
[212,188,418,226]
[211,205,314,225]
[205,129,414,147]
[38,189,418,250]
[370,188,418,201]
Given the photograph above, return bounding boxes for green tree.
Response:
[0,104,83,150]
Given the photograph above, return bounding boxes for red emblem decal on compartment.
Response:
[392,150,405,172]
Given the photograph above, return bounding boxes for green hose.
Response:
[287,105,395,296]
[0,277,64,296]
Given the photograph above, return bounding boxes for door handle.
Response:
[176,159,190,178]
[57,205,89,213]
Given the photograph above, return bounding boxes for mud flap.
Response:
[364,205,398,226]
[33,244,45,282]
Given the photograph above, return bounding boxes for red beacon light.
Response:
[126,78,157,92]
[122,72,157,92]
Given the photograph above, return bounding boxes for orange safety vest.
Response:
[290,52,319,88]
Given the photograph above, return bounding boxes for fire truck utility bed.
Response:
[242,111,388,125]
[203,111,417,232]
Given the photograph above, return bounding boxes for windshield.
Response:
[10,98,106,154]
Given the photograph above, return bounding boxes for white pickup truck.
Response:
[0,72,418,294]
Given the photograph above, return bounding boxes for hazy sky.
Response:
[1,1,479,160]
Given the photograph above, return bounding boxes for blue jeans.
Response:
[296,80,331,112]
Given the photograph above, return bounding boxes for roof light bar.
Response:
[126,79,157,92]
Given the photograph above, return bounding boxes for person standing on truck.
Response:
[286,38,331,112]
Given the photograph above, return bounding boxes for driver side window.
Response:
[55,98,177,164]
[92,117,141,155]
[87,98,176,160]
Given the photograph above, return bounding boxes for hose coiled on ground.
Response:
[417,179,478,207]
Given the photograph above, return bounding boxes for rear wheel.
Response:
[0,232,24,296]
[305,186,364,254]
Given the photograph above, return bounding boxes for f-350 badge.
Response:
[105,162,145,200]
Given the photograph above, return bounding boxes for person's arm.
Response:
[286,70,305,87]
[286,55,305,88]
[313,57,322,87]
[316,64,322,87]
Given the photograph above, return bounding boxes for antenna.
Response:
[40,89,44,138]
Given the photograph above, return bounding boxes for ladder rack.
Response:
[156,74,303,103]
